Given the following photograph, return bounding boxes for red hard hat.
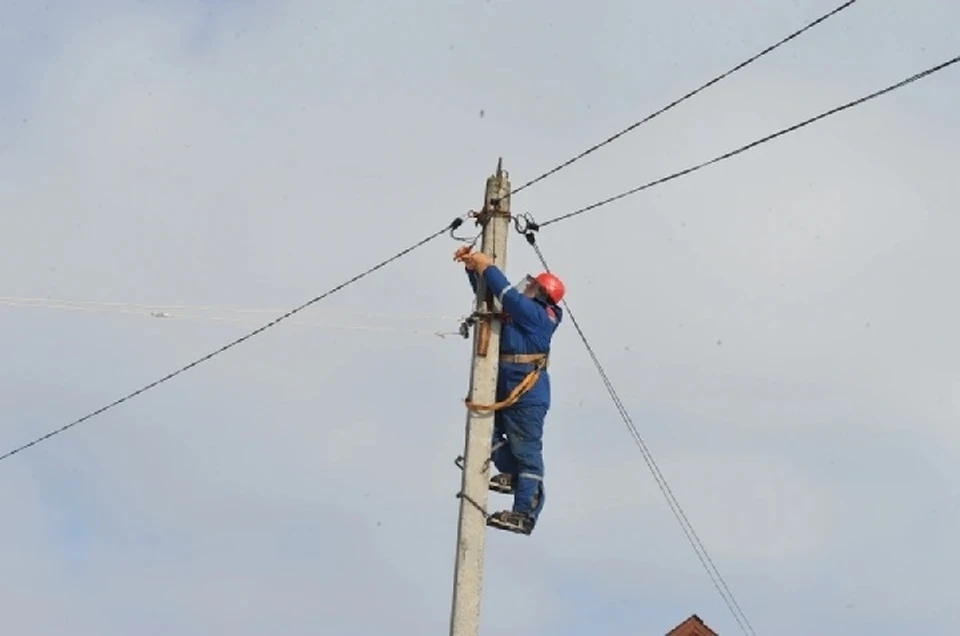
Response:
[534,272,565,304]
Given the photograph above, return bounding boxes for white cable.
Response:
[0,296,466,338]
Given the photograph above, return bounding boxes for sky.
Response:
[1,0,958,634]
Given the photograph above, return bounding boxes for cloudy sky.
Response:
[2,1,958,634]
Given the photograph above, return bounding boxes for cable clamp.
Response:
[512,212,540,246]
[449,214,479,242]
[458,314,477,339]
[457,309,505,339]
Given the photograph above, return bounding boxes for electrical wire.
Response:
[507,0,860,197]
[524,235,757,636]
[0,296,464,322]
[0,221,459,465]
[0,296,465,337]
[538,53,960,228]
[442,3,862,251]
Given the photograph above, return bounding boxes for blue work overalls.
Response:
[467,265,562,521]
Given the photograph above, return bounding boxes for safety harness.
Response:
[464,352,548,412]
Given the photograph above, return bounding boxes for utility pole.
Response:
[449,159,512,636]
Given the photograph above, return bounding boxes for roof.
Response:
[665,614,719,636]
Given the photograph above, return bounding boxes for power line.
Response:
[508,0,860,197]
[538,53,960,228]
[0,296,464,322]
[523,233,757,636]
[0,220,461,465]
[0,296,465,337]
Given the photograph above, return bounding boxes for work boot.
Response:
[487,510,535,535]
[489,473,514,494]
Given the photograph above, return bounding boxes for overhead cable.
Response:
[0,296,464,322]
[521,232,757,636]
[0,220,463,465]
[538,54,960,228]
[0,296,464,337]
[508,0,861,197]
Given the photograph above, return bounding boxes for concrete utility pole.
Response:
[449,160,512,636]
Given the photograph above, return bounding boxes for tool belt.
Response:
[499,353,548,367]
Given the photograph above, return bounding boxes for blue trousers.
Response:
[490,402,547,520]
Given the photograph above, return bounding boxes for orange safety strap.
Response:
[464,358,547,412]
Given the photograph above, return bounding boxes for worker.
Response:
[454,245,565,535]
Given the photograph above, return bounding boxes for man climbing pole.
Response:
[454,245,565,535]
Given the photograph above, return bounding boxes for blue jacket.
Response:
[467,266,562,407]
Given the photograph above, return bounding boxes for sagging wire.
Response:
[0,218,464,465]
[0,296,471,338]
[517,221,758,636]
[507,0,862,197]
[536,53,960,229]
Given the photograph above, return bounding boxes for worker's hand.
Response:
[459,250,493,273]
[454,246,477,270]
[454,245,473,264]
